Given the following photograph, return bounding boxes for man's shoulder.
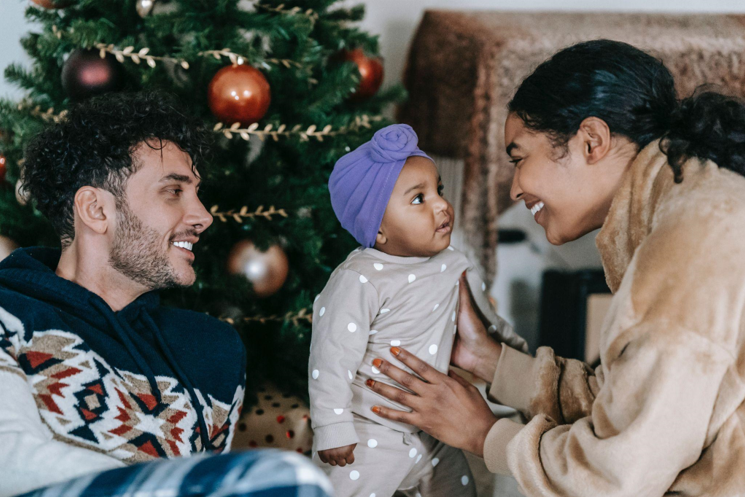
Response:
[158,307,241,343]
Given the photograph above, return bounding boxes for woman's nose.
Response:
[510,170,524,201]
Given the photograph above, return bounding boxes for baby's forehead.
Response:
[399,156,440,183]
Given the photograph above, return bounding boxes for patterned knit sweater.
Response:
[0,248,246,496]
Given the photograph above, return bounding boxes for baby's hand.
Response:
[318,443,357,467]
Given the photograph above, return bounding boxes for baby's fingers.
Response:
[346,452,356,465]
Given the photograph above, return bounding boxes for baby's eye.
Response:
[509,158,522,167]
[437,185,445,196]
[411,193,424,205]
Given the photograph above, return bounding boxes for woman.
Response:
[365,39,745,496]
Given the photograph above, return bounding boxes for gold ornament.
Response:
[136,0,154,17]
[227,240,289,298]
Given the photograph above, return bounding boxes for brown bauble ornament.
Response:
[208,65,271,126]
[31,0,73,8]
[227,240,289,298]
[340,49,384,100]
[0,236,18,263]
[61,49,125,101]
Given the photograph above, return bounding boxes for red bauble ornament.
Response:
[0,155,6,184]
[227,240,289,298]
[31,0,73,8]
[208,65,271,126]
[341,49,384,100]
[61,49,125,101]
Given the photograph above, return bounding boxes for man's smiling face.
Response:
[108,140,213,290]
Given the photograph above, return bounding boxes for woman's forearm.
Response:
[471,339,502,383]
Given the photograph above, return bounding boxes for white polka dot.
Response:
[370,494,376,497]
[452,311,456,322]
[314,295,320,302]
[416,454,422,463]
[489,324,497,332]
[432,458,440,467]
[359,275,368,283]
[367,439,378,448]
[429,344,438,355]
[350,470,360,480]
[448,246,454,251]
[348,322,357,332]
[409,448,417,458]
[432,304,439,312]
[371,366,380,374]
[334,408,344,415]
[374,263,384,271]
[455,280,459,287]
[408,274,416,283]
[482,282,487,292]
[381,308,390,314]
[391,340,401,346]
[441,264,447,272]
[348,370,354,380]
[312,369,319,379]
[461,475,470,486]
[319,307,326,316]
[370,329,379,335]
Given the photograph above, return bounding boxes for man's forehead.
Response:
[132,141,199,180]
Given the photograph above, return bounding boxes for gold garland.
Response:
[210,205,288,223]
[17,101,67,123]
[222,307,313,326]
[214,114,382,142]
[254,3,319,25]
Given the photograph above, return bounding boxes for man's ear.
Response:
[73,187,113,235]
[578,117,612,165]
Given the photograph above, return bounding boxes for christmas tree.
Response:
[0,0,404,404]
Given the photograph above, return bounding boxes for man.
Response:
[0,92,331,497]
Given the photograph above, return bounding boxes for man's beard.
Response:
[109,200,191,291]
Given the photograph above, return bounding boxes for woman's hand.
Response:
[452,272,502,382]
[367,349,498,457]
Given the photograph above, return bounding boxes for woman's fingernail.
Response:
[366,379,375,387]
[391,346,401,356]
[371,406,381,414]
[373,358,383,368]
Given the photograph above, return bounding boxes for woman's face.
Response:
[504,113,631,245]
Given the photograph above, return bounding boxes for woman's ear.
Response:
[73,187,113,235]
[578,117,612,165]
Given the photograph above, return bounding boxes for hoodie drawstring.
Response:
[92,299,163,405]
[140,311,213,453]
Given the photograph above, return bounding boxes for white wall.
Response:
[3,0,745,349]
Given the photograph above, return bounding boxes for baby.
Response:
[309,124,527,497]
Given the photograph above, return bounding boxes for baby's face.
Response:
[375,156,454,257]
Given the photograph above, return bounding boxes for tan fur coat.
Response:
[483,140,745,496]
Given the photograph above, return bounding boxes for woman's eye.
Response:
[412,193,424,205]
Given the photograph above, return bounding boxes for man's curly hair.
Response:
[23,91,211,249]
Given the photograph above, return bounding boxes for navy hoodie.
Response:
[0,247,245,462]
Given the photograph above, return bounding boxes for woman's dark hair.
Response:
[509,39,745,183]
[23,91,211,248]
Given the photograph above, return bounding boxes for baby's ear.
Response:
[375,230,387,246]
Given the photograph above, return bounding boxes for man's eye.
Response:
[412,193,424,205]
[168,189,183,196]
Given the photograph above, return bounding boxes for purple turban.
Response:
[329,124,433,248]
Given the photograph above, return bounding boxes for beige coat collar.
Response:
[596,140,673,293]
